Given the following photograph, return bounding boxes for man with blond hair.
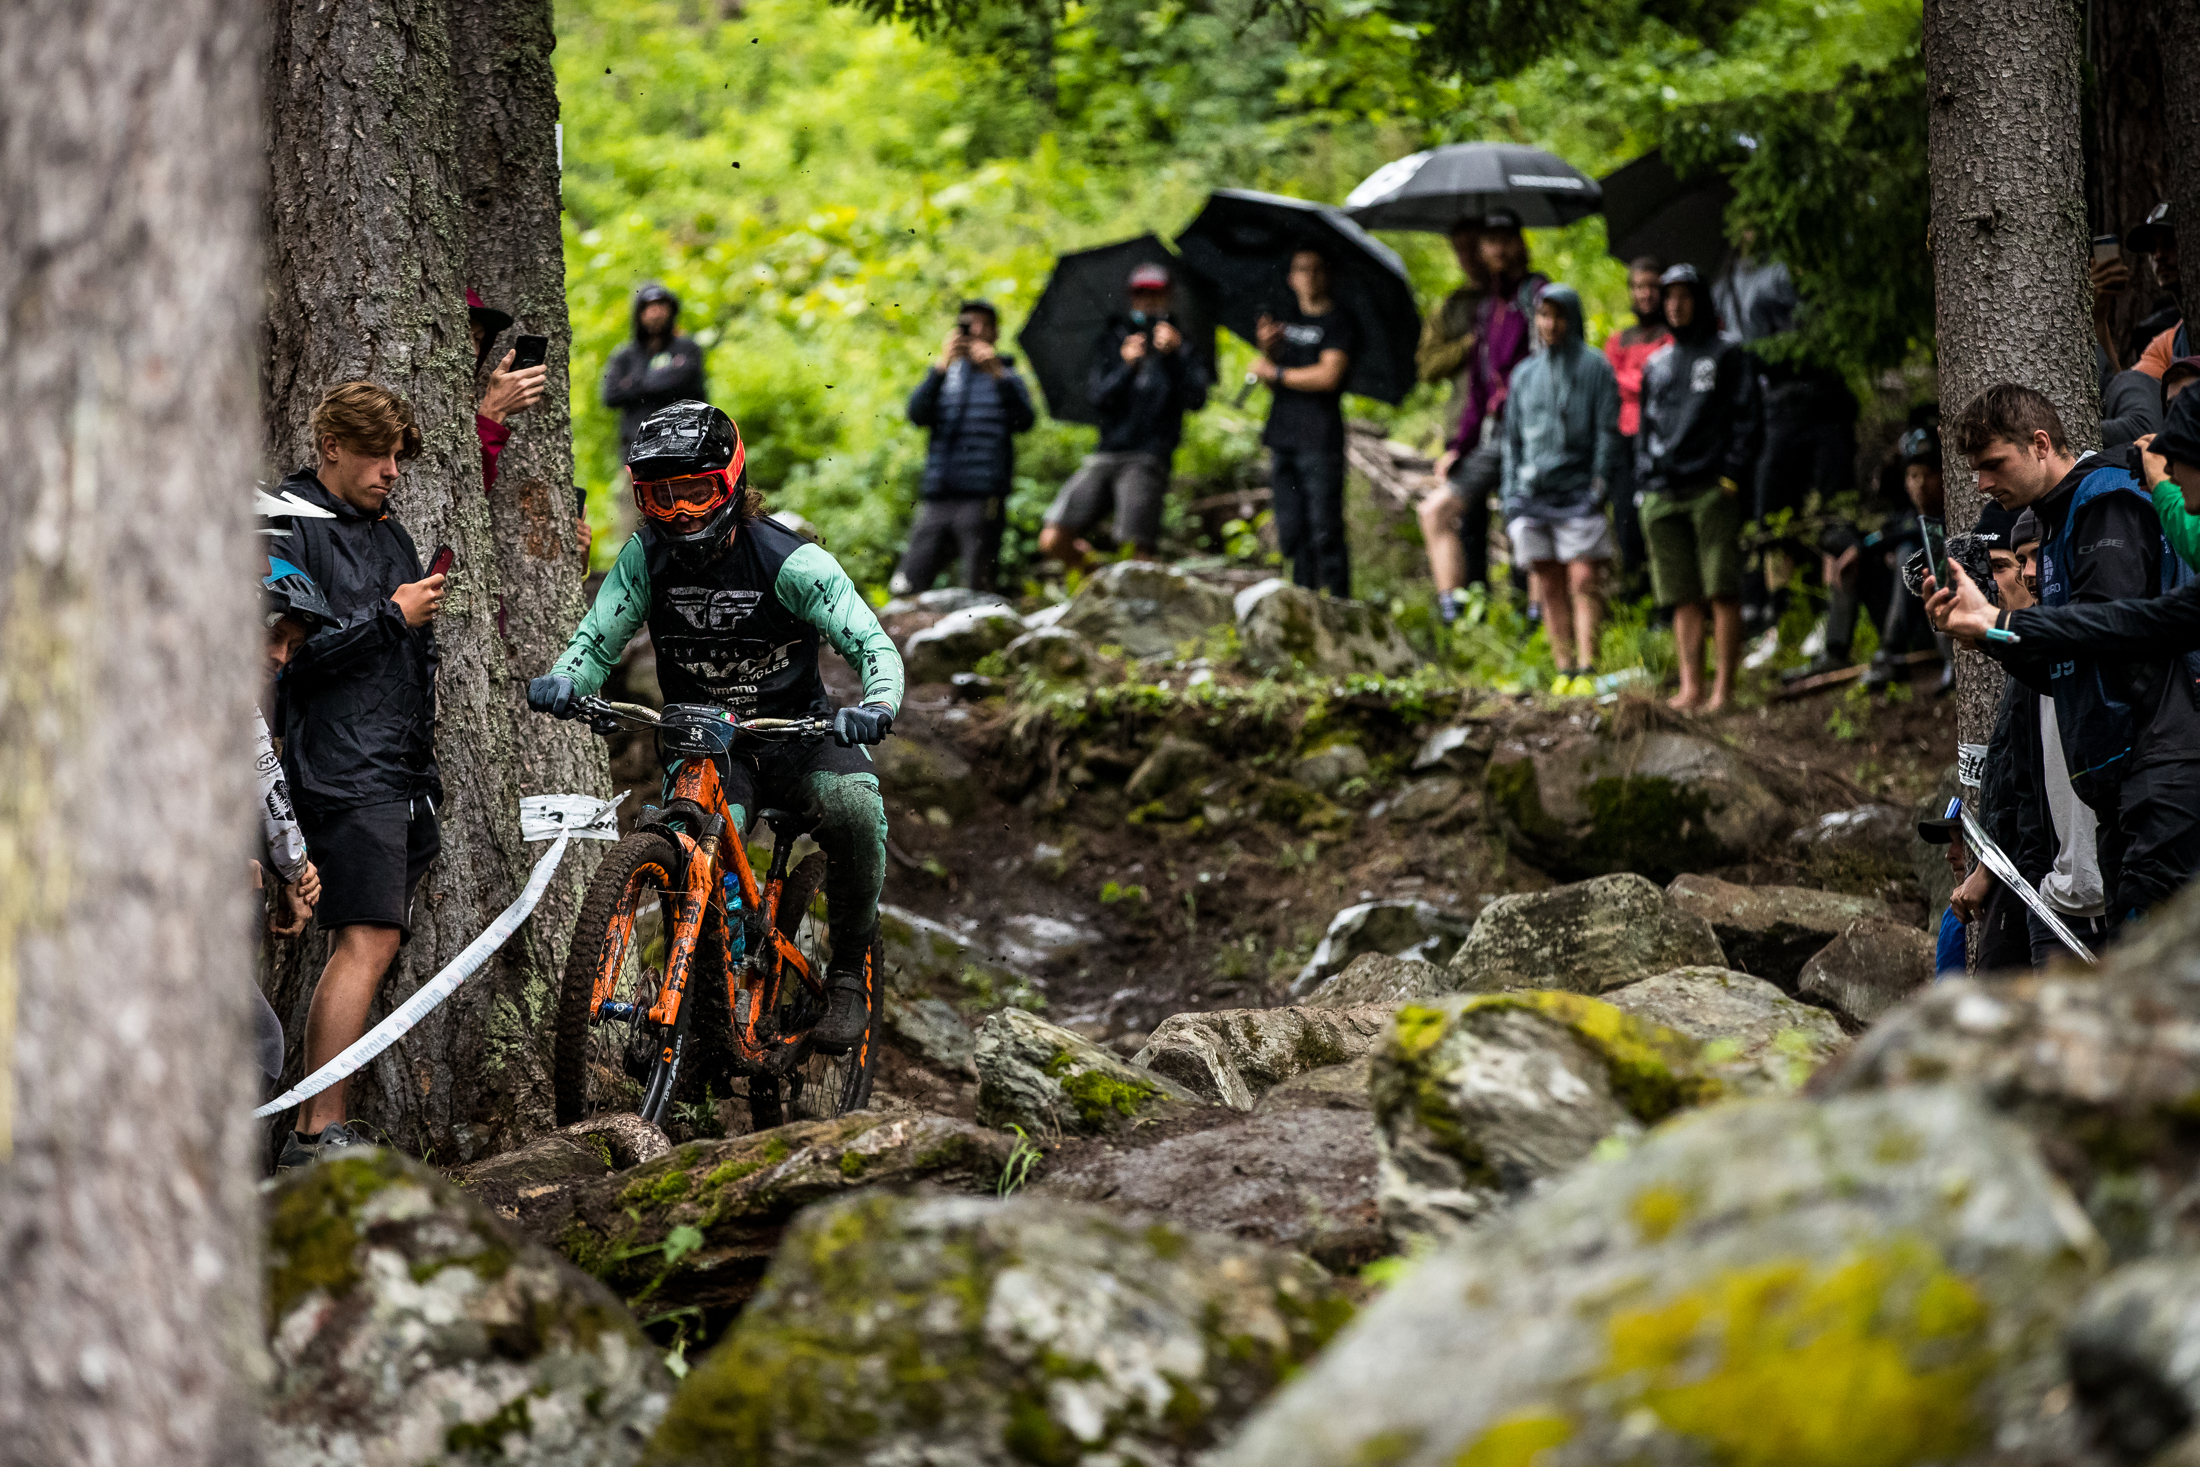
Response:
[267,381,450,1169]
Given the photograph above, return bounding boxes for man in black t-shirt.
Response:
[1250,248,1359,597]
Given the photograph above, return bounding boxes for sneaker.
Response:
[275,1121,367,1172]
[1436,591,1461,626]
[811,968,871,1055]
[1780,653,1853,687]
[1861,653,1894,692]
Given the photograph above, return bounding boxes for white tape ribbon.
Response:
[521,791,626,842]
[253,812,586,1120]
[1958,806,2099,966]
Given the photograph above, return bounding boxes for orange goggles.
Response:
[633,468,736,522]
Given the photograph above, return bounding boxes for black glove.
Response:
[833,704,894,748]
[528,674,578,719]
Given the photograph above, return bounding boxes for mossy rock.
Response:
[552,1112,1015,1320]
[1132,1003,1396,1110]
[1219,1087,2105,1467]
[263,1148,670,1467]
[645,1193,1353,1466]
[975,1007,1205,1137]
[1449,872,1725,994]
[1368,991,1726,1241]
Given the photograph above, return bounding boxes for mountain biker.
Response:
[255,550,332,1090]
[527,401,903,1052]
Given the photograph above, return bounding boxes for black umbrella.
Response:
[1016,235,1219,426]
[1343,143,1602,233]
[1600,150,1735,277]
[1174,190,1420,406]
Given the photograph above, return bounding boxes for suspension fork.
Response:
[645,827,719,1029]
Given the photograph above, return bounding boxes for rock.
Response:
[1035,1107,1386,1268]
[450,1125,627,1234]
[1411,721,1494,775]
[975,1007,1203,1136]
[1024,601,1071,630]
[1369,990,1725,1240]
[999,625,1091,680]
[568,1112,676,1169]
[879,586,1014,620]
[645,1192,1352,1467]
[1790,800,1916,881]
[1600,967,1848,1094]
[993,912,1098,971]
[555,1112,1014,1317]
[1217,1086,2104,1467]
[1664,872,1894,988]
[1302,951,1450,1009]
[1796,916,1935,1027]
[1055,560,1235,662]
[2065,1256,2200,1462]
[264,1149,671,1467]
[1124,733,1217,806]
[1292,899,1471,993]
[876,903,1035,1005]
[885,993,978,1075]
[1484,725,1787,881]
[1132,1004,1396,1109]
[1370,775,1465,824]
[1449,872,1726,994]
[1232,577,1418,677]
[1289,740,1369,793]
[870,737,977,820]
[1257,1056,1374,1112]
[903,604,1028,683]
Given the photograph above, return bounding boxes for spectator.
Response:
[1946,383,2200,931]
[467,287,546,492]
[2167,356,2200,406]
[1637,264,1761,712]
[252,551,330,1086]
[1499,284,1622,688]
[601,282,707,457]
[1040,262,1212,569]
[1250,248,1357,598]
[891,300,1035,596]
[1421,209,1549,619]
[1603,255,1669,594]
[1415,222,1489,421]
[2100,366,2164,450]
[1793,424,1941,686]
[1864,427,1950,693]
[1715,247,1858,635]
[2116,205,2188,377]
[268,382,449,1170]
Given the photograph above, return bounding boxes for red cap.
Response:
[1127,262,1171,291]
[466,286,487,310]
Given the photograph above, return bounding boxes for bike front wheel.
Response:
[553,830,687,1127]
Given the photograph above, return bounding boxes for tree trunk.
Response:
[1924,0,2097,802]
[452,0,610,1098]
[2160,7,2200,329]
[0,0,266,1458]
[2082,0,2169,366]
[263,0,572,1161]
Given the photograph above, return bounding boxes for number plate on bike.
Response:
[657,704,739,759]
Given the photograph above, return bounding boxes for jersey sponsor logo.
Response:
[665,586,763,632]
[1689,357,1717,394]
[2075,538,2126,555]
[1282,323,1326,347]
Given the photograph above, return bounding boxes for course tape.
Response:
[1958,805,2098,966]
[253,821,581,1120]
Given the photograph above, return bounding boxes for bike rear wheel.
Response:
[554,831,687,1127]
[768,850,880,1122]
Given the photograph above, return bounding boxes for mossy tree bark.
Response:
[0,0,266,1457]
[262,0,591,1160]
[1923,0,2096,812]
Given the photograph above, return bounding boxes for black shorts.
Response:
[301,798,442,935]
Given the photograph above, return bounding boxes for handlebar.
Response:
[569,696,834,740]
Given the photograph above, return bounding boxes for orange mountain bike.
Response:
[551,697,879,1131]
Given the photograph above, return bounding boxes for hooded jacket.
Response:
[1498,285,1622,523]
[1450,271,1550,451]
[1637,273,1762,496]
[601,283,708,453]
[1089,318,1212,458]
[269,469,442,816]
[907,350,1036,500]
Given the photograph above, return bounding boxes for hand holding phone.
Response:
[512,334,549,371]
[428,544,456,578]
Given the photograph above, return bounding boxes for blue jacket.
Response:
[908,356,1037,500]
[1498,284,1622,522]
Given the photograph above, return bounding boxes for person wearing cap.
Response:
[467,287,547,492]
[1636,263,1761,712]
[1421,208,1550,620]
[1039,263,1211,569]
[1790,420,1942,685]
[1864,425,1951,693]
[601,282,707,457]
[1251,248,1360,598]
[893,299,1035,595]
[2110,204,2191,379]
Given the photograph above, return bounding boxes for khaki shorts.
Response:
[1046,451,1168,550]
[1640,484,1744,607]
[1506,513,1615,566]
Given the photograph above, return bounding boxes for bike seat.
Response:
[759,806,820,839]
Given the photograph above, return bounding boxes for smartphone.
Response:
[511,334,549,370]
[1918,516,1947,589]
[573,485,587,519]
[2093,234,2123,266]
[428,544,456,578]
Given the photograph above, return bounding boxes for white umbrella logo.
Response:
[1345,152,1430,209]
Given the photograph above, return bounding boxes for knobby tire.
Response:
[553,830,685,1128]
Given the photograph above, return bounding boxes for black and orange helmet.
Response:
[629,401,746,549]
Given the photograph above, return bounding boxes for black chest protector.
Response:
[641,516,827,720]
